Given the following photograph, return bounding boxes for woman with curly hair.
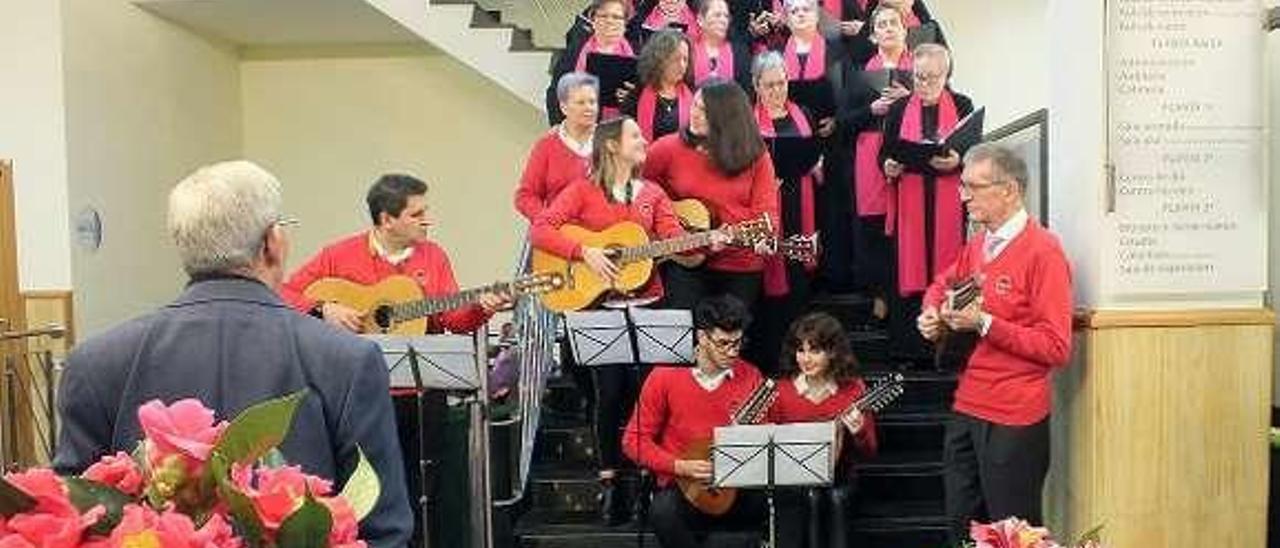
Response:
[623,29,694,141]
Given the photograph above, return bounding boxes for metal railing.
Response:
[0,324,67,470]
[492,233,560,507]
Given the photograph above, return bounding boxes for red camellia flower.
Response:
[319,496,365,548]
[83,452,145,497]
[230,464,333,532]
[136,399,228,475]
[1,469,104,548]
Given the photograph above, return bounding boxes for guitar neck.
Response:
[616,231,719,264]
[391,281,510,322]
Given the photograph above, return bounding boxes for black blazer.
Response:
[54,277,413,547]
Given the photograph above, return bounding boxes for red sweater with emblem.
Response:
[768,376,878,462]
[622,361,765,486]
[514,129,592,220]
[641,134,779,272]
[923,220,1073,426]
[280,232,490,334]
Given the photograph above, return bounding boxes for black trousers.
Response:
[752,262,813,378]
[776,483,856,548]
[943,413,1050,544]
[593,364,650,470]
[650,486,766,548]
[660,264,766,366]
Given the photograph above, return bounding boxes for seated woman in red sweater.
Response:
[516,72,598,221]
[531,116,726,525]
[769,311,878,548]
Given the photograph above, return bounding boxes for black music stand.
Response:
[366,333,488,548]
[712,422,838,548]
[562,306,695,547]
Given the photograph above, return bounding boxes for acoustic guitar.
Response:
[302,272,565,335]
[531,215,774,312]
[667,199,819,267]
[676,379,779,516]
[933,275,981,369]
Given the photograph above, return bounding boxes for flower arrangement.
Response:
[0,390,379,547]
[967,517,1103,548]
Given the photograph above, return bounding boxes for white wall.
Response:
[239,50,545,288]
[931,0,1049,131]
[0,0,72,291]
[60,0,243,335]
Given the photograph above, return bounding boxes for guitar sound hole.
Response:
[372,306,393,332]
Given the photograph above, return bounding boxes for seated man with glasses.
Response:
[622,295,768,548]
[916,144,1072,544]
[280,173,509,334]
[54,161,413,546]
[878,42,977,359]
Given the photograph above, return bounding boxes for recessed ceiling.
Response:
[135,0,420,47]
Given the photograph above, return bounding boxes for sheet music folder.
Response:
[585,53,638,108]
[788,79,836,120]
[885,106,985,169]
[365,334,481,391]
[857,68,913,93]
[712,422,837,488]
[563,307,695,366]
[766,136,821,179]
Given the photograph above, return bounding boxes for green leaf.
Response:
[64,477,132,536]
[1076,523,1105,543]
[214,390,308,466]
[211,455,266,548]
[276,490,333,548]
[338,447,381,522]
[0,477,36,517]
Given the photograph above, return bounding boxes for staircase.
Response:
[511,291,957,548]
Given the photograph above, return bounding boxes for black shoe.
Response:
[599,478,626,526]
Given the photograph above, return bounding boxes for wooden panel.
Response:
[0,161,23,330]
[23,290,75,354]
[1076,308,1275,329]
[1048,312,1272,547]
[0,159,38,466]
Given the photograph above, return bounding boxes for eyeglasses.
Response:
[960,179,1008,193]
[706,334,745,351]
[593,12,627,22]
[913,72,946,85]
[757,79,788,90]
[274,216,301,228]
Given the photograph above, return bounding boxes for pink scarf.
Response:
[691,38,735,85]
[891,89,964,296]
[574,35,635,72]
[783,34,826,81]
[756,101,818,296]
[853,49,911,217]
[637,83,693,141]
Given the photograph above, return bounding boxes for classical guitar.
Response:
[934,275,982,369]
[667,199,818,267]
[531,215,774,312]
[676,378,779,517]
[302,272,565,335]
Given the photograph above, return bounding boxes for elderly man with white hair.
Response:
[53,160,414,546]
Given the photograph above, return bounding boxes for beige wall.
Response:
[1269,29,1278,401]
[60,0,243,335]
[240,49,544,287]
[0,0,72,291]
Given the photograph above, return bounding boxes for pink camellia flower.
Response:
[970,517,1060,548]
[0,535,36,548]
[230,464,333,531]
[83,452,145,496]
[137,399,228,475]
[191,513,243,548]
[320,496,365,547]
[0,468,104,548]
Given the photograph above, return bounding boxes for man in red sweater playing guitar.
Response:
[281,174,510,332]
[916,144,1073,544]
[622,295,767,547]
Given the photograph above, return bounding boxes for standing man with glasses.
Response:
[622,295,768,547]
[915,144,1073,544]
[54,160,414,546]
[280,173,510,334]
[879,42,978,359]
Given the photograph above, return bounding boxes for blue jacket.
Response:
[54,276,413,547]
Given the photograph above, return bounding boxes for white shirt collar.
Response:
[692,365,734,392]
[985,208,1029,260]
[557,125,593,158]
[793,374,837,403]
[370,232,414,266]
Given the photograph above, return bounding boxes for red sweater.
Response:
[622,361,765,486]
[768,376,878,461]
[530,178,686,299]
[280,232,491,334]
[642,134,780,272]
[514,129,592,220]
[923,220,1073,426]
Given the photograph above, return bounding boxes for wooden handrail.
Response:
[0,324,67,342]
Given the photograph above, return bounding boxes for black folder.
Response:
[765,136,822,179]
[886,107,985,169]
[858,68,914,93]
[789,79,836,119]
[586,53,639,107]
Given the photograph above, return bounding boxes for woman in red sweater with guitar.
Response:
[769,312,878,548]
[531,115,728,524]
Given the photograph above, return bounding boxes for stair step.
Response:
[533,425,597,468]
[852,515,951,548]
[858,464,944,503]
